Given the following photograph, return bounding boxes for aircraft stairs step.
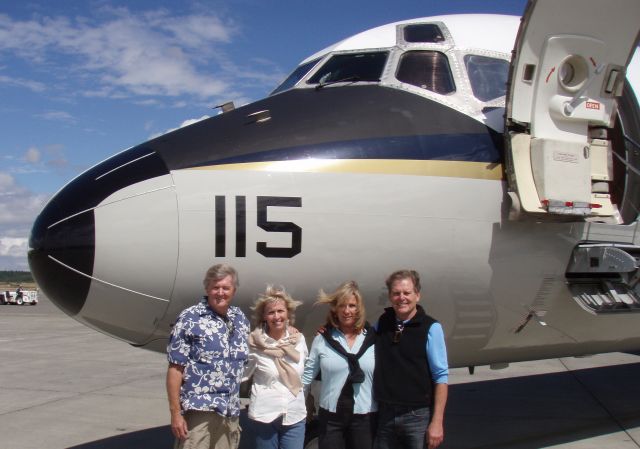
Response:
[566,242,640,314]
[571,281,640,314]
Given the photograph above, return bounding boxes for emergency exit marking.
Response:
[586,101,600,110]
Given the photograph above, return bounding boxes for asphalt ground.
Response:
[1,296,639,449]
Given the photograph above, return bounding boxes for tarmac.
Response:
[1,295,639,449]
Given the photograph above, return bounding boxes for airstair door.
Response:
[504,0,640,219]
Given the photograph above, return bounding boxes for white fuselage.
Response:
[29,8,640,368]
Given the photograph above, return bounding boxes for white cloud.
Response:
[0,171,48,270]
[0,9,265,102]
[43,144,70,171]
[0,255,29,271]
[24,147,41,164]
[37,110,77,124]
[153,13,233,48]
[0,237,28,257]
[4,145,72,179]
[0,175,47,225]
[149,114,210,139]
[0,74,46,92]
[180,115,211,128]
[0,173,13,191]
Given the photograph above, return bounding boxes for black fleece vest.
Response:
[374,305,436,406]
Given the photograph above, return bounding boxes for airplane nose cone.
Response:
[29,196,95,316]
[28,146,174,335]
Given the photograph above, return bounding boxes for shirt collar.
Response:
[197,296,236,320]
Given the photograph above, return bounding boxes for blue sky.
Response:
[0,0,528,270]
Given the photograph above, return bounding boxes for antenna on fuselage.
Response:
[214,101,235,113]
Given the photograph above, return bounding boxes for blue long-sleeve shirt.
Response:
[424,322,449,384]
[301,328,377,414]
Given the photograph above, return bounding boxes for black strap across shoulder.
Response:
[321,323,375,384]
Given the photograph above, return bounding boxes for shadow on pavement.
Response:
[67,411,255,449]
[67,426,172,449]
[443,362,640,449]
[68,362,640,449]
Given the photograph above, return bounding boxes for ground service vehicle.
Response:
[1,290,39,306]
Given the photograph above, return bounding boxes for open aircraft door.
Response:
[505,0,640,220]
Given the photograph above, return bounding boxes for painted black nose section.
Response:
[28,145,170,316]
[29,206,94,316]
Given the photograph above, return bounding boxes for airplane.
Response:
[28,0,640,372]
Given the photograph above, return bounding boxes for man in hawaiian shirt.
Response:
[166,263,250,449]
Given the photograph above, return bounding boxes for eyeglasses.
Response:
[393,322,404,343]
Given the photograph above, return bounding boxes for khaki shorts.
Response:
[174,411,241,449]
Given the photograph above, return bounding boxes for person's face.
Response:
[263,299,288,335]
[389,278,420,321]
[206,275,236,316]
[336,294,359,330]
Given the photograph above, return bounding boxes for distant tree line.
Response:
[0,271,34,283]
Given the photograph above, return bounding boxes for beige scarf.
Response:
[249,327,302,396]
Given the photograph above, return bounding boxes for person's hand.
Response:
[305,393,316,422]
[316,325,326,335]
[171,412,189,440]
[426,421,444,449]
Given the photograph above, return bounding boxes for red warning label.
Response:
[586,101,600,110]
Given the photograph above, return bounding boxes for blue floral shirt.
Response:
[167,298,250,417]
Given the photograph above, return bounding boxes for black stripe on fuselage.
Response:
[148,85,504,170]
[191,132,500,167]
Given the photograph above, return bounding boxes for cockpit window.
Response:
[403,24,445,43]
[270,58,321,95]
[464,55,509,102]
[307,52,388,85]
[396,51,455,94]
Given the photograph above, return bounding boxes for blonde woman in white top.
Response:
[244,285,308,449]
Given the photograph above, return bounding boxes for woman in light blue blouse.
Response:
[302,281,376,449]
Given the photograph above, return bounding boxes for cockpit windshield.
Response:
[307,52,388,86]
[464,55,509,102]
[396,51,455,94]
[270,58,321,96]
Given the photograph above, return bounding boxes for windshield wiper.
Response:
[315,76,378,91]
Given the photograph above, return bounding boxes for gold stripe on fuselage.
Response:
[188,159,503,180]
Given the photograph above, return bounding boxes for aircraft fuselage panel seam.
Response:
[47,255,170,303]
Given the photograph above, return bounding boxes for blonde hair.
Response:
[251,285,302,328]
[316,280,366,332]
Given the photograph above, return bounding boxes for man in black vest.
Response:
[373,270,448,449]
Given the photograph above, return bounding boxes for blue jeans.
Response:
[374,403,431,449]
[251,416,306,449]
